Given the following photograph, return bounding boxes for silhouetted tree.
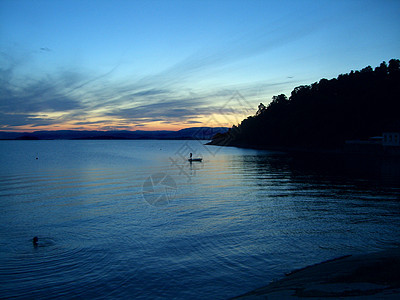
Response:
[389,59,400,76]
[256,103,266,116]
[375,61,388,76]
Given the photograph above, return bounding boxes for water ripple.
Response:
[1,141,400,299]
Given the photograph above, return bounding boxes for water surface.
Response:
[1,140,400,299]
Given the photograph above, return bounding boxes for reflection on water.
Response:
[0,140,400,299]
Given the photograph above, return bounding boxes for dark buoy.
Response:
[33,236,38,246]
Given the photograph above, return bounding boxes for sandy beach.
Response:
[234,248,400,299]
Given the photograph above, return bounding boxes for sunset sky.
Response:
[1,0,399,132]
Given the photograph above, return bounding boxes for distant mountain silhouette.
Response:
[0,127,228,140]
[209,59,400,149]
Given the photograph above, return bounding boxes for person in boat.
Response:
[190,153,192,159]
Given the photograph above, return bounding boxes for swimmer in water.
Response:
[32,236,38,246]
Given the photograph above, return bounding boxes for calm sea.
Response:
[1,140,400,299]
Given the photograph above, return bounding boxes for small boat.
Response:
[188,158,202,162]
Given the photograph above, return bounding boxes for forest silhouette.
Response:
[210,59,400,149]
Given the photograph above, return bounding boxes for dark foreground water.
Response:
[1,140,400,299]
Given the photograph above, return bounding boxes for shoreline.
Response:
[206,140,400,157]
[233,248,400,299]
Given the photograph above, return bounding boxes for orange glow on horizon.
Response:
[0,114,237,132]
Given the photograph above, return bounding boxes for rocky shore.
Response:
[234,248,400,299]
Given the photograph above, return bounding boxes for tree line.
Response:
[210,59,400,148]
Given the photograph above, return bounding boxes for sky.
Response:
[1,0,399,132]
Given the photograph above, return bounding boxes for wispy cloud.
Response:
[40,47,52,52]
[0,13,322,130]
[106,99,212,123]
[0,112,55,128]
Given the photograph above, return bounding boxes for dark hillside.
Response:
[210,59,400,148]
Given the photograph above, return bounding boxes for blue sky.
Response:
[1,0,399,131]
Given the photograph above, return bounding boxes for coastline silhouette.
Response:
[209,59,400,150]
